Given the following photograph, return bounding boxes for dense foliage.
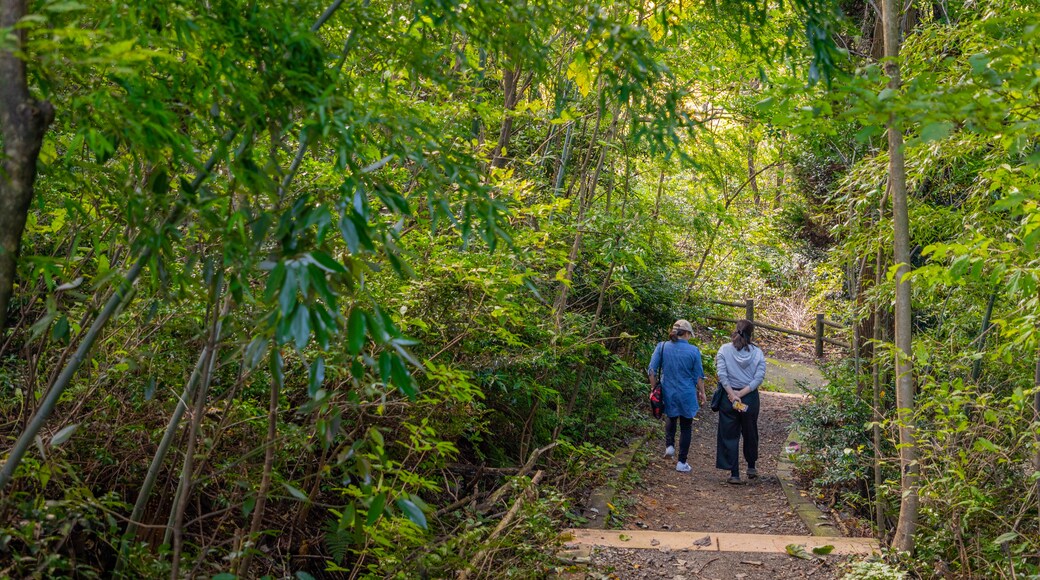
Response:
[1,0,1038,578]
[784,2,1040,577]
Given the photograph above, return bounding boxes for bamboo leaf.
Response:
[282,482,309,502]
[396,498,428,529]
[49,424,79,447]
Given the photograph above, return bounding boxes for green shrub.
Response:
[840,559,907,580]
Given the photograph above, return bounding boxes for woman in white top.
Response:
[715,319,766,484]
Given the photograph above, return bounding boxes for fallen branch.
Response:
[435,491,480,517]
[476,441,558,512]
[446,464,520,476]
[458,470,545,580]
[694,556,719,575]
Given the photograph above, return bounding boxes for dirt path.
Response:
[622,391,809,536]
[574,361,859,579]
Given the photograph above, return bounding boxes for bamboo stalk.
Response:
[0,130,238,491]
[233,350,282,577]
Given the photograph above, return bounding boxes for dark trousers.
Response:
[665,416,693,463]
[715,390,759,476]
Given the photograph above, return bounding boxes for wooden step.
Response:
[562,528,880,555]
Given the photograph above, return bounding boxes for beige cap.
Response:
[673,319,694,334]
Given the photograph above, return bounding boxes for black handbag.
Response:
[710,382,725,412]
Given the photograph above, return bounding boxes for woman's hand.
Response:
[698,391,706,406]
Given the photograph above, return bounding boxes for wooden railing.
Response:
[704,298,850,358]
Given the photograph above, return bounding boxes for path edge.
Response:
[776,428,842,537]
[556,432,648,566]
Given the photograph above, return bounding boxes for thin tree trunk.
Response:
[169,279,226,578]
[552,106,618,329]
[970,289,997,383]
[0,0,55,332]
[118,349,209,570]
[553,122,574,194]
[652,169,665,220]
[1034,346,1040,472]
[234,351,281,577]
[491,64,531,170]
[747,134,760,206]
[872,245,886,537]
[551,106,620,438]
[882,0,919,553]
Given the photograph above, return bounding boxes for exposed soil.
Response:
[583,391,842,579]
[620,392,808,535]
[585,549,848,580]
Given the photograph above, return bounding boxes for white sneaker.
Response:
[675,462,692,473]
[664,446,675,458]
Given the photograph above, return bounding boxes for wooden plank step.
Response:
[561,529,880,555]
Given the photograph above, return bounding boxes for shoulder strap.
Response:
[657,341,666,373]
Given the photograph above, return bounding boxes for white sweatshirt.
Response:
[716,343,766,391]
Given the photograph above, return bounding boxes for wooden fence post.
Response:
[745,299,754,322]
[815,314,824,358]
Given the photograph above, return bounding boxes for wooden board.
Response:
[561,529,880,555]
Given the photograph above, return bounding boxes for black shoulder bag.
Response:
[710,380,725,412]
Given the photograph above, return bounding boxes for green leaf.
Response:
[811,545,834,555]
[396,498,428,529]
[44,1,88,12]
[366,493,386,526]
[310,250,346,273]
[994,532,1019,545]
[785,544,812,560]
[346,309,366,355]
[242,495,256,518]
[308,357,325,397]
[51,316,70,342]
[391,355,416,399]
[211,574,236,580]
[919,121,954,143]
[290,304,310,351]
[269,350,284,389]
[295,573,316,580]
[973,438,999,452]
[282,482,309,502]
[49,423,79,447]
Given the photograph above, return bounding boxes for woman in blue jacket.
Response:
[715,319,767,484]
[648,319,706,472]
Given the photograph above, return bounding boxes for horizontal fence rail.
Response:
[704,298,850,357]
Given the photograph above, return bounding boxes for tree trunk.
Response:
[0,0,55,332]
[970,289,997,383]
[747,134,760,206]
[234,351,281,577]
[552,106,618,329]
[1034,344,1040,473]
[882,0,919,554]
[652,168,665,220]
[169,279,226,578]
[872,245,886,537]
[490,64,526,170]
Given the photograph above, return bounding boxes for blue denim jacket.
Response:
[648,339,704,418]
